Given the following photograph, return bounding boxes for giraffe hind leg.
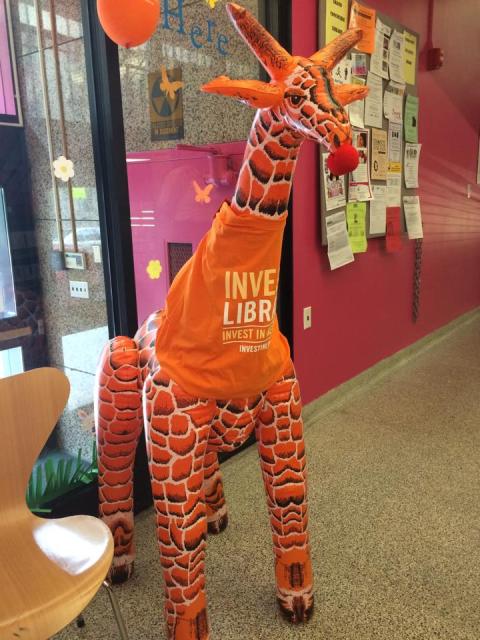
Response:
[143,370,214,640]
[204,394,264,535]
[203,450,228,535]
[95,336,143,583]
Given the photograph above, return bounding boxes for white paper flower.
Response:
[53,155,75,182]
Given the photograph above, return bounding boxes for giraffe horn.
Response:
[335,83,369,106]
[310,28,363,71]
[226,3,295,80]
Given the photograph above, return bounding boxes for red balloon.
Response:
[326,143,359,176]
[97,0,160,49]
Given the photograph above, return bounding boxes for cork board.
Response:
[318,0,420,245]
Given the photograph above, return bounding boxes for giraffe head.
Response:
[202,3,368,175]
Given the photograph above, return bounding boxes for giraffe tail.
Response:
[95,335,143,583]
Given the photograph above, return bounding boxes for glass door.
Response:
[80,0,292,492]
[1,0,110,516]
[119,0,263,324]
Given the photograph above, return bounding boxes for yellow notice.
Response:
[325,0,348,44]
[404,31,417,85]
[349,1,376,53]
[346,202,367,253]
[388,161,402,174]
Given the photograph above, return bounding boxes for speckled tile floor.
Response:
[54,312,480,640]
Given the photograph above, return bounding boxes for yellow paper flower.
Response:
[206,0,218,8]
[147,259,162,280]
[53,155,75,182]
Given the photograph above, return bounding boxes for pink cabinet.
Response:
[127,141,246,326]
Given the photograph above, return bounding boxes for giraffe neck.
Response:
[231,108,303,218]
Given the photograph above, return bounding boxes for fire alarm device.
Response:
[427,47,444,71]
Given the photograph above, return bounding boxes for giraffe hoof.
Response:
[207,513,228,535]
[277,595,314,624]
[109,561,134,584]
[171,608,209,640]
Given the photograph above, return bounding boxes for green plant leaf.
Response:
[45,458,55,485]
[26,441,99,511]
[64,459,73,484]
[57,459,65,486]
[35,464,43,500]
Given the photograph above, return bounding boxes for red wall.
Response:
[291,0,480,404]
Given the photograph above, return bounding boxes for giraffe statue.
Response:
[95,5,368,639]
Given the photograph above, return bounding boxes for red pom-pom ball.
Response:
[97,0,160,49]
[327,143,359,176]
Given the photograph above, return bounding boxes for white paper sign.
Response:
[387,172,402,207]
[404,143,421,188]
[384,81,405,123]
[369,184,387,234]
[370,18,391,79]
[403,195,423,239]
[352,53,368,76]
[326,210,355,270]
[348,76,366,128]
[322,153,347,211]
[332,58,352,86]
[388,122,403,165]
[389,30,405,84]
[349,129,373,201]
[364,72,383,128]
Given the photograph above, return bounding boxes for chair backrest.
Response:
[0,367,70,514]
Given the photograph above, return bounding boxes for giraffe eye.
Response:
[288,94,304,107]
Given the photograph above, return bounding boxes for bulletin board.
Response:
[318,0,420,246]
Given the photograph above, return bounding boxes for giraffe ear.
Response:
[201,76,284,108]
[335,83,369,106]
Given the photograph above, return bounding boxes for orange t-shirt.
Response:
[155,202,290,399]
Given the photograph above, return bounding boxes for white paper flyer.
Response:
[352,53,368,76]
[349,129,373,201]
[404,143,421,188]
[332,58,352,86]
[326,210,355,270]
[364,72,383,128]
[388,30,405,84]
[384,81,405,123]
[369,184,387,234]
[348,76,366,128]
[388,122,403,166]
[403,195,423,239]
[370,18,391,79]
[371,128,388,180]
[387,171,402,207]
[322,152,347,211]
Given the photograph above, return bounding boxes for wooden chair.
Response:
[0,367,128,639]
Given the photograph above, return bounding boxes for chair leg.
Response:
[103,580,129,640]
[76,614,86,628]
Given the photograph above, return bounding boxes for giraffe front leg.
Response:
[95,336,143,584]
[203,450,228,534]
[144,369,215,640]
[256,363,314,624]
